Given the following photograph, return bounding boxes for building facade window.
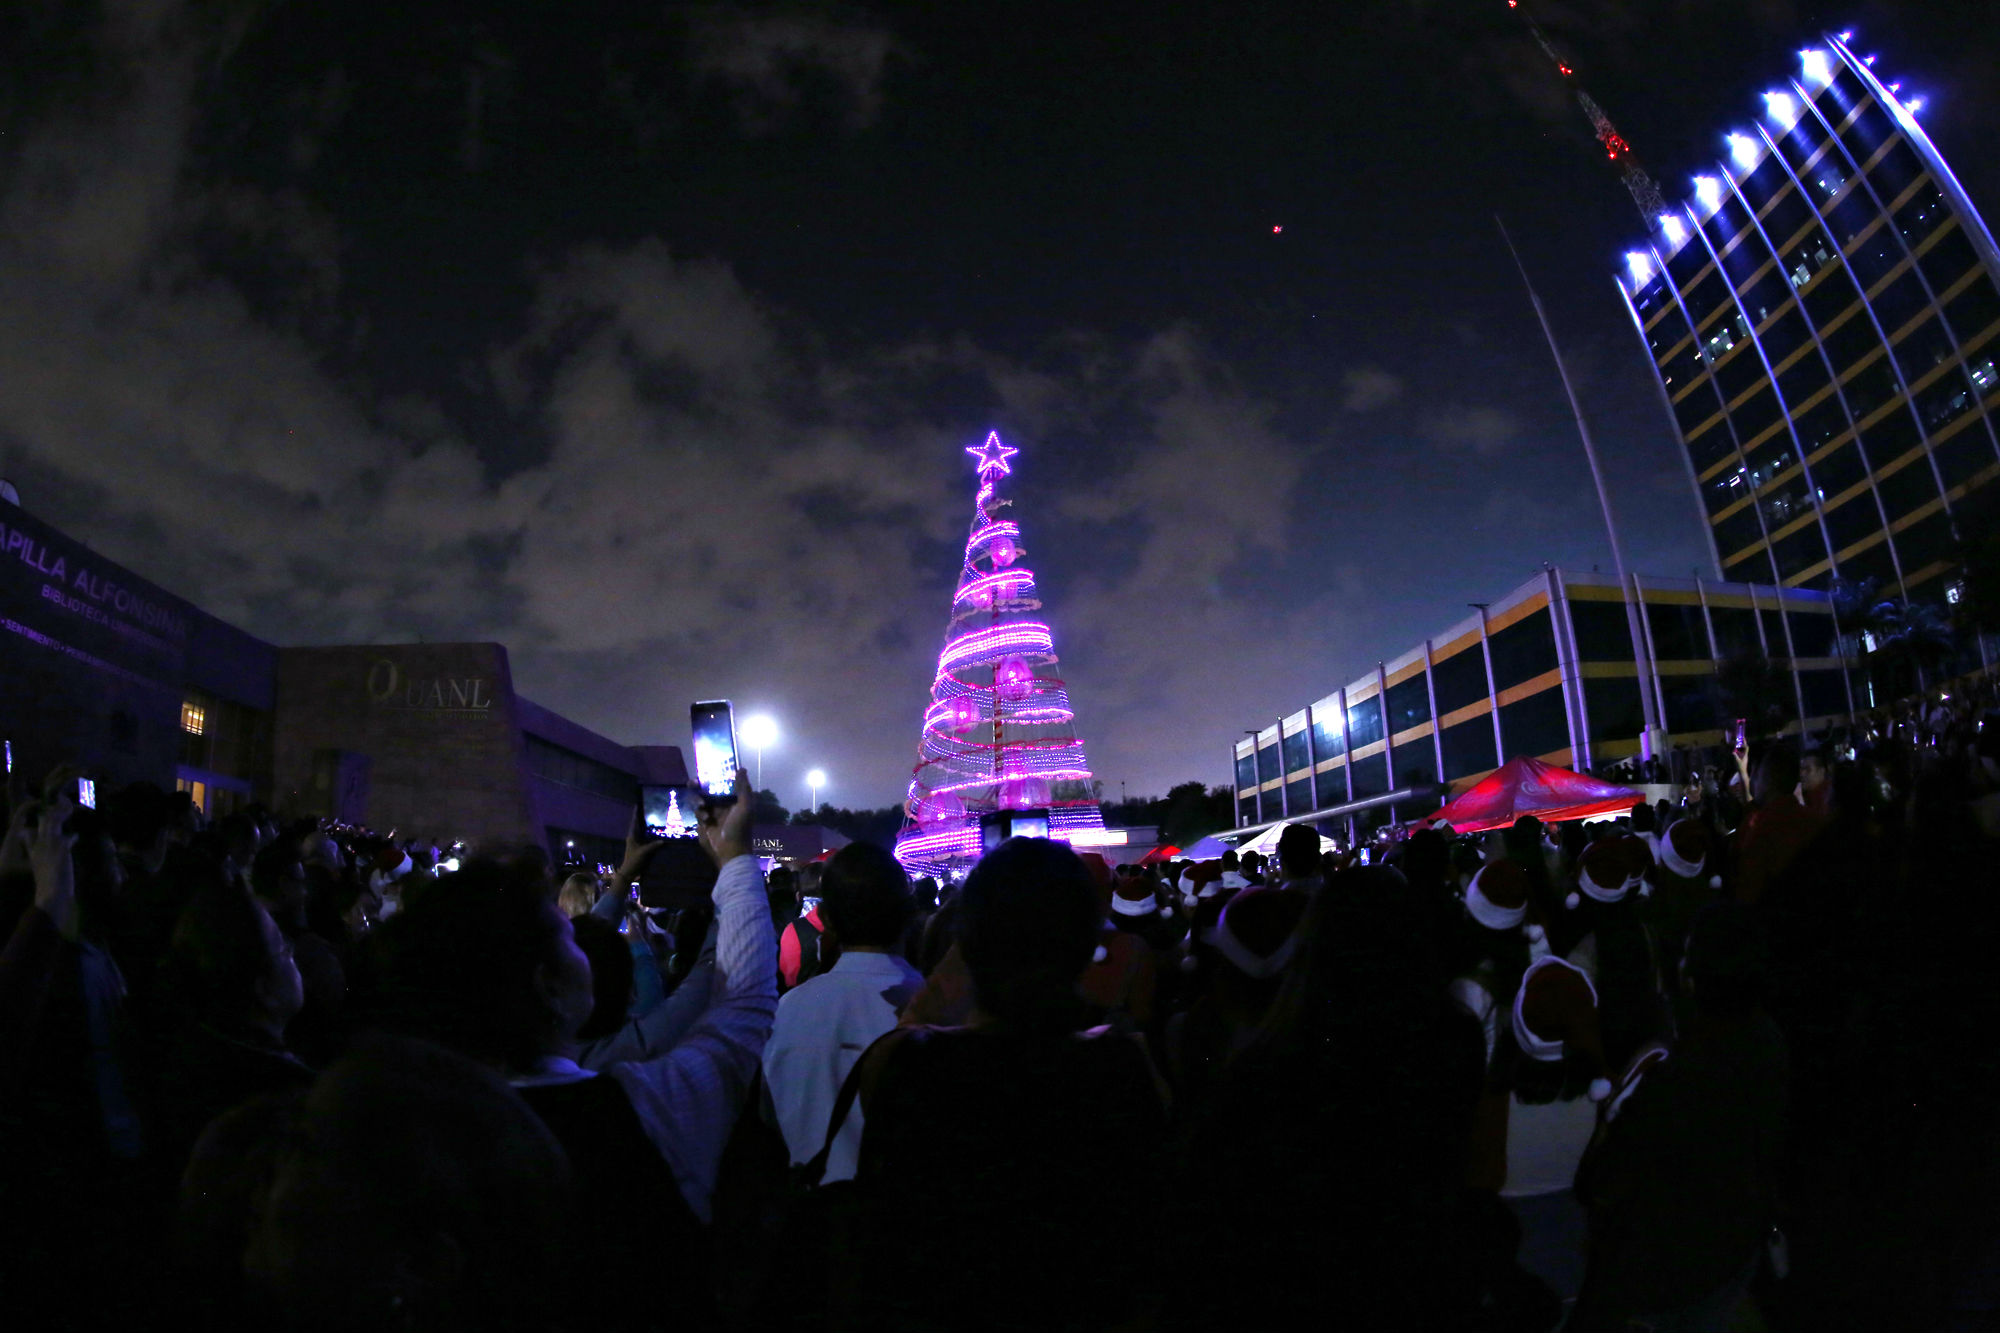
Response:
[1313,764,1347,811]
[524,735,640,805]
[1438,718,1498,781]
[1499,687,1571,761]
[1487,609,1558,691]
[1345,696,1385,751]
[1385,675,1431,734]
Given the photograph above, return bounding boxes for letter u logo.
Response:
[366,659,400,702]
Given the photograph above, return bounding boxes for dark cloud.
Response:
[1341,365,1405,413]
[1419,404,1522,455]
[26,1,1974,807]
[0,3,1345,805]
[689,6,905,132]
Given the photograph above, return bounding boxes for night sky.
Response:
[4,1,1996,808]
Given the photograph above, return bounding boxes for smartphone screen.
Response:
[1010,812,1049,841]
[640,784,702,838]
[77,777,96,810]
[690,700,740,800]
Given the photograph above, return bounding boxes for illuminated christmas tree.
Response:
[894,432,1106,875]
[661,788,696,839]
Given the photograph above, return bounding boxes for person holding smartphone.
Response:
[355,770,775,1329]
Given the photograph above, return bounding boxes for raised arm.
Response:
[607,772,777,1222]
[577,918,718,1070]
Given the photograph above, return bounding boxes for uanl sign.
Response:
[366,657,495,715]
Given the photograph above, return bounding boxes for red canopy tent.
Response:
[1424,756,1642,834]
[1137,844,1181,866]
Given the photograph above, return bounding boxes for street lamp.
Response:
[807,769,826,815]
[741,714,779,790]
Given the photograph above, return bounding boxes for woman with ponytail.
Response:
[851,837,1168,1330]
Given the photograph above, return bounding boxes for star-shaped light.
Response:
[966,430,1018,477]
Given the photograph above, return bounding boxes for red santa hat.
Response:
[1198,887,1306,980]
[1179,861,1232,907]
[368,842,413,892]
[1659,819,1721,889]
[1512,955,1613,1101]
[1570,839,1630,908]
[1111,877,1172,920]
[1465,859,1530,931]
[1618,833,1654,895]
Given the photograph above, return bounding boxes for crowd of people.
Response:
[5,678,2000,1330]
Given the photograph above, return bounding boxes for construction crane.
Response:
[1505,0,1668,223]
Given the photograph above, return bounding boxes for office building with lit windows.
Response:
[1619,34,2000,597]
[1230,567,1849,839]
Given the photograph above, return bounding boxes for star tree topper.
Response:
[966,430,1019,478]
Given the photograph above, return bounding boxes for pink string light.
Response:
[897,433,1104,874]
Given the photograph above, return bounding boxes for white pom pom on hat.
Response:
[1588,1077,1613,1102]
[1565,891,1581,911]
[1709,874,1723,890]
[1092,944,1109,964]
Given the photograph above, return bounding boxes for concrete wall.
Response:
[273,643,539,852]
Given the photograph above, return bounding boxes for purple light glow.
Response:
[995,654,1034,701]
[965,521,1021,553]
[954,570,1034,606]
[939,621,1055,671]
[965,430,1019,477]
[896,432,1104,875]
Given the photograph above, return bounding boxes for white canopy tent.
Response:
[1234,823,1341,859]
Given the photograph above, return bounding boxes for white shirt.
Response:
[1501,1093,1598,1198]
[522,854,775,1225]
[762,950,925,1183]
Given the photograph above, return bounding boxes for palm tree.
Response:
[1831,575,1955,699]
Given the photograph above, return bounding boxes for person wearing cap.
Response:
[1107,865,1182,955]
[1447,858,1543,1075]
[1561,837,1666,1073]
[1502,955,1615,1308]
[1642,818,1720,1020]
[1571,903,1787,1332]
[1077,853,1156,1029]
[1173,865,1487,1329]
[1163,886,1306,1115]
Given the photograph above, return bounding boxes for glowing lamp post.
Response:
[807,769,826,815]
[741,714,779,790]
